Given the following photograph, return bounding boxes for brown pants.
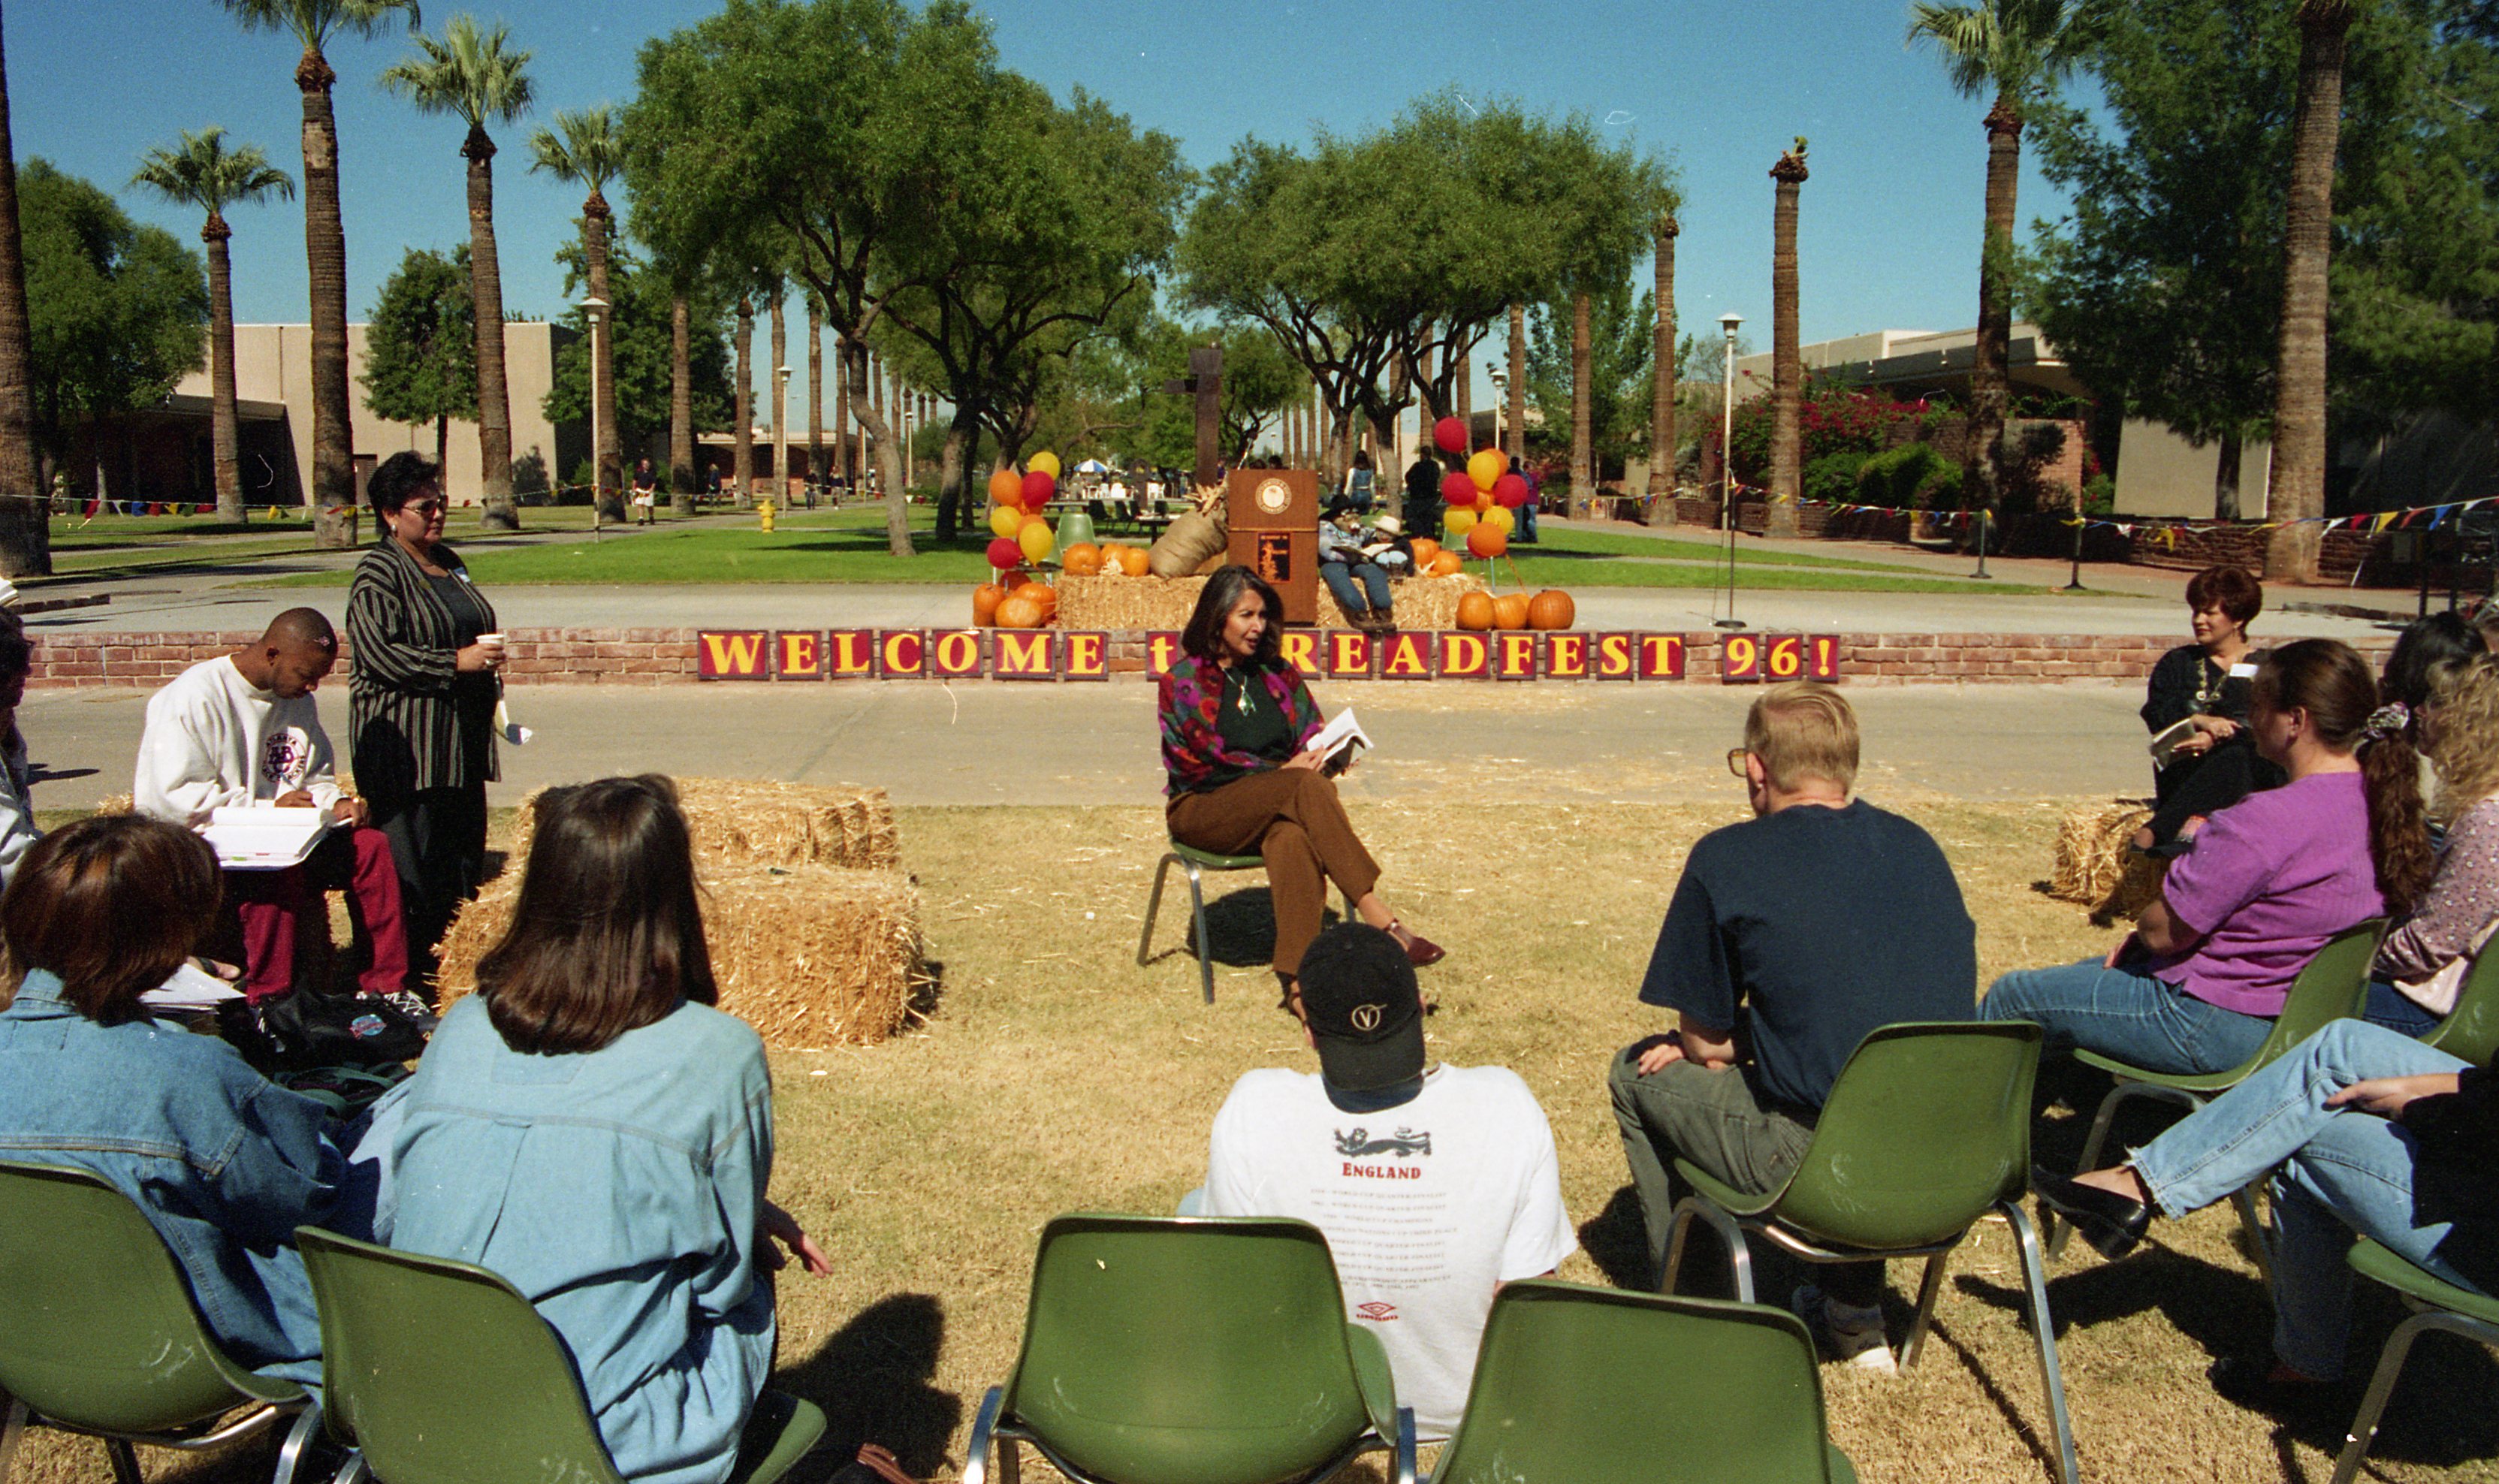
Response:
[1167,767,1383,977]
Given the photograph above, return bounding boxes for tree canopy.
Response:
[20,159,205,462]
[361,244,475,442]
[1526,282,1655,475]
[543,239,732,454]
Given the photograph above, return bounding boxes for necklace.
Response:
[1227,666,1254,714]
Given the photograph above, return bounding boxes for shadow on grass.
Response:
[779,1292,964,1482]
[1137,883,1348,973]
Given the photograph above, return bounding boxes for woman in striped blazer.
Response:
[349,452,506,979]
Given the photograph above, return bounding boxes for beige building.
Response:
[166,321,581,508]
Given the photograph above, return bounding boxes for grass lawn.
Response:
[13,793,2492,1484]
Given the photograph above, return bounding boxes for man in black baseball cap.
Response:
[1197,921,1577,1440]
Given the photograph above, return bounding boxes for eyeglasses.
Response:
[1726,747,1751,778]
[403,499,445,516]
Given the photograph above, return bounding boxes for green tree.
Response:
[1907,0,2092,517]
[543,240,731,469]
[20,161,206,482]
[1526,282,1653,478]
[1110,319,1306,469]
[529,104,625,517]
[381,14,533,531]
[131,127,293,522]
[361,244,473,468]
[0,0,44,576]
[220,0,418,550]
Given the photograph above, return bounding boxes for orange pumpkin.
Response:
[972,583,1006,626]
[1526,589,1577,630]
[1410,537,1441,569]
[1491,593,1531,631]
[994,596,1044,629]
[1455,592,1495,631]
[1116,545,1150,577]
[1427,551,1463,578]
[1013,581,1058,619]
[1061,542,1103,577]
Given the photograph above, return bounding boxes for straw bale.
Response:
[2046,799,2168,924]
[436,861,922,1050]
[1055,572,1489,632]
[505,777,899,873]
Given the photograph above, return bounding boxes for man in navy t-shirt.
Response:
[1610,683,1975,1371]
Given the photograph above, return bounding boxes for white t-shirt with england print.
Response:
[1203,1063,1577,1440]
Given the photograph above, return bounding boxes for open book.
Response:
[1302,709,1373,777]
[2147,718,2202,770]
[140,961,244,1012]
[200,805,334,870]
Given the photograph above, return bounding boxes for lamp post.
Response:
[1486,361,1507,453]
[774,363,792,511]
[1716,312,1745,630]
[581,296,608,536]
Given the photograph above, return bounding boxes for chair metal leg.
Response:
[104,1440,141,1484]
[1392,1406,1417,1484]
[1185,863,1213,1005]
[1901,1248,1951,1369]
[329,1452,368,1484]
[270,1401,319,1484]
[964,1387,1004,1484]
[2047,1080,2205,1259]
[1136,854,1179,968]
[1661,1196,1755,1303]
[2229,1179,2275,1287]
[0,1395,26,1483]
[2003,1200,2080,1484]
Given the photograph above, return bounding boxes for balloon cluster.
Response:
[1432,417,1528,560]
[985,451,1063,570]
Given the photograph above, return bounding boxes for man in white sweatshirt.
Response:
[136,609,411,1012]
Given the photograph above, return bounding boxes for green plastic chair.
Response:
[294,1227,825,1484]
[1430,1280,1854,1484]
[2422,937,2499,1068]
[2330,1238,2499,1484]
[2046,918,2386,1277]
[0,1160,320,1484]
[1137,841,1355,1004]
[1055,509,1097,553]
[1658,1021,2075,1484]
[965,1214,1414,1484]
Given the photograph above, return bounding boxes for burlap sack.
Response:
[1150,511,1227,578]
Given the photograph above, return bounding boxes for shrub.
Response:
[1854,443,1963,509]
[510,448,550,496]
[1803,451,1872,506]
[2082,473,2116,514]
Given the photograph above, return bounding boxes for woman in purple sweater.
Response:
[1984,641,2432,1074]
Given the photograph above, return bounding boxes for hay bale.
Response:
[1055,572,1489,632]
[2046,799,2168,924]
[436,861,922,1051]
[506,777,898,873]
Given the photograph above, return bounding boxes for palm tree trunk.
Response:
[463,126,515,530]
[669,290,693,514]
[1969,93,2022,521]
[434,413,446,469]
[833,333,852,491]
[850,340,913,556]
[768,294,786,505]
[806,302,823,501]
[204,218,244,523]
[732,297,753,509]
[584,189,622,523]
[1767,149,1809,538]
[2215,424,2245,521]
[1453,336,1472,430]
[1650,216,1679,498]
[0,0,42,578]
[2264,0,2354,584]
[1569,291,1592,517]
[940,403,973,528]
[1505,304,1526,466]
[297,49,355,550]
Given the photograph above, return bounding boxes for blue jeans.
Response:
[1320,560,1390,616]
[2129,1018,2478,1378]
[1979,958,2273,1075]
[2362,978,2443,1036]
[1517,497,1538,541]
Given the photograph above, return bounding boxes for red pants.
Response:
[228,825,409,1005]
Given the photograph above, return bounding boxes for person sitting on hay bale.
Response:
[2135,566,2276,856]
[1195,921,1575,1442]
[1609,682,1975,1373]
[1318,499,1409,634]
[370,776,828,1484]
[1160,566,1444,1012]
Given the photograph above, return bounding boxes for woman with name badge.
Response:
[2135,565,2276,855]
[349,452,506,985]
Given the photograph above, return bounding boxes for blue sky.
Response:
[11,0,2073,409]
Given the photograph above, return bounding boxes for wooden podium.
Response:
[1226,469,1320,624]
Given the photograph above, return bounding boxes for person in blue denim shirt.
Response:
[372,777,826,1484]
[0,815,352,1386]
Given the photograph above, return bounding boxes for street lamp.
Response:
[774,363,792,510]
[1486,363,1508,455]
[581,296,608,533]
[1716,312,1745,630]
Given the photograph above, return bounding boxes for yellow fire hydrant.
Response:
[757,498,776,533]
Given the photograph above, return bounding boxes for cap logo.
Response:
[1349,1003,1384,1033]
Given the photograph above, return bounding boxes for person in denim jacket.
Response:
[372,777,827,1484]
[0,815,352,1385]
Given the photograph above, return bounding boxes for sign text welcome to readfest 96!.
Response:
[694,629,1846,683]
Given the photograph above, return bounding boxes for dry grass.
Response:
[13,794,2498,1484]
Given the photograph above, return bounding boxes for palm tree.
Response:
[1767,140,1809,536]
[806,297,822,494]
[221,0,418,550]
[2265,0,2359,584]
[0,0,47,578]
[669,287,693,513]
[732,293,753,509]
[1568,292,1593,517]
[1505,303,1526,466]
[528,104,623,522]
[1908,0,2091,521]
[1649,213,1680,499]
[132,128,294,524]
[768,291,786,502]
[381,14,533,532]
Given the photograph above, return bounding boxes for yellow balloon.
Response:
[1468,448,1506,492]
[1481,505,1515,536]
[1028,451,1062,479]
[988,503,1023,538]
[1019,520,1055,565]
[1444,507,1478,538]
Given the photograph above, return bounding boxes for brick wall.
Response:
[29,628,2395,689]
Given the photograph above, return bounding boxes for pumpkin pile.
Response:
[1453,587,1575,632]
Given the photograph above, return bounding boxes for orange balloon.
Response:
[1474,492,1492,513]
[988,469,1023,506]
[1467,525,1508,559]
[1455,592,1495,631]
[1491,593,1531,630]
[973,583,1006,626]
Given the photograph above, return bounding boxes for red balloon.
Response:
[986,536,1022,569]
[1433,416,1467,455]
[1467,524,1508,559]
[1441,469,1477,506]
[1022,470,1056,509]
[1494,472,1530,508]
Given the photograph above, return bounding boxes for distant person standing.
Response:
[703,464,723,506]
[631,458,659,525]
[1342,450,1376,514]
[1512,457,1540,544]
[1404,451,1443,542]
